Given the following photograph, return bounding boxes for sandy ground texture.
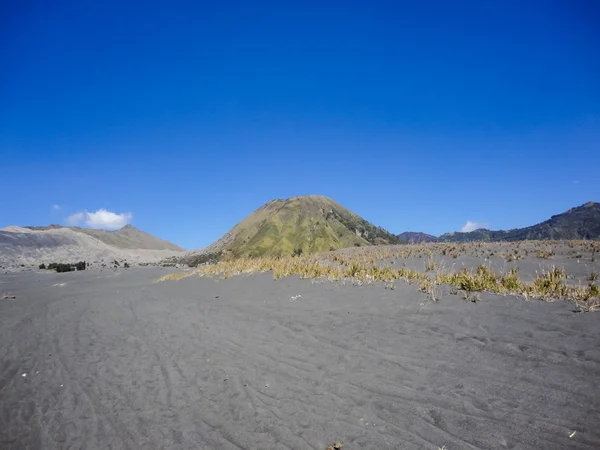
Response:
[1,267,599,450]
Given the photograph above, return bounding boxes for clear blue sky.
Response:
[1,0,599,249]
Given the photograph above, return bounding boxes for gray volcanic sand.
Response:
[1,268,599,449]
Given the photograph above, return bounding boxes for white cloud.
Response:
[52,204,61,210]
[86,209,132,229]
[66,209,133,229]
[66,212,85,225]
[460,220,487,233]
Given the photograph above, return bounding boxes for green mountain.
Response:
[439,201,600,242]
[189,195,401,261]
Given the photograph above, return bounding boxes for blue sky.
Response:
[1,0,599,249]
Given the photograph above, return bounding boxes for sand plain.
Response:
[0,260,599,449]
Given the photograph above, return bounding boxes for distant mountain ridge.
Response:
[5,199,597,268]
[439,201,600,242]
[24,224,184,251]
[186,195,401,262]
[0,225,184,267]
[397,232,438,243]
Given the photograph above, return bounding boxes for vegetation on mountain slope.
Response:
[439,201,600,242]
[190,195,401,260]
[397,232,438,243]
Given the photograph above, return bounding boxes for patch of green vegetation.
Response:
[215,195,400,259]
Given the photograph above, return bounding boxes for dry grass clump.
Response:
[433,263,599,307]
[502,250,525,262]
[435,265,502,293]
[500,267,521,291]
[419,278,440,301]
[574,296,600,312]
[396,267,429,281]
[457,265,498,292]
[186,256,343,281]
[157,272,193,282]
[165,253,432,286]
[536,249,555,259]
[502,252,515,262]
[530,267,568,298]
[159,242,600,311]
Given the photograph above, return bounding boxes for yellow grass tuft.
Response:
[158,243,600,310]
[156,272,192,282]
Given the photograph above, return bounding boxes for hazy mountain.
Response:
[439,201,600,242]
[186,195,401,262]
[1,225,184,267]
[24,224,184,251]
[397,232,438,244]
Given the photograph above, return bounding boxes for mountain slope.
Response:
[24,224,184,251]
[397,232,438,244]
[439,201,600,242]
[0,226,184,267]
[72,225,185,251]
[191,195,401,260]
